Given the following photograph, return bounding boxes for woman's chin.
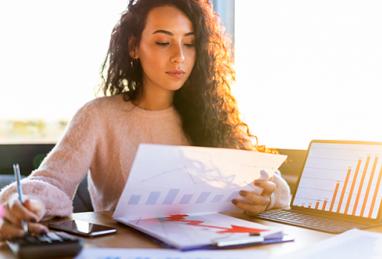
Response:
[164,83,185,92]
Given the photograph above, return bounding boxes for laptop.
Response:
[256,140,382,233]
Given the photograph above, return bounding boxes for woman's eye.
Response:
[155,42,169,46]
[184,43,195,48]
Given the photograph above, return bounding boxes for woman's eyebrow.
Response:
[152,29,194,36]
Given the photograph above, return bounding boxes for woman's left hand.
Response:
[232,178,276,216]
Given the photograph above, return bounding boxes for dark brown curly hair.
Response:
[101,0,259,150]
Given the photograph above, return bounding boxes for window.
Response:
[0,0,127,143]
[235,1,382,149]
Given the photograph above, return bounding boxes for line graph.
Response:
[138,161,238,189]
[164,214,268,234]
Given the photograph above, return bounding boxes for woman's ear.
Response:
[128,38,139,59]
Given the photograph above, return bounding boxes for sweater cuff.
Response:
[0,179,73,219]
[268,171,292,210]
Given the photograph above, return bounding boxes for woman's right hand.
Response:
[0,195,48,240]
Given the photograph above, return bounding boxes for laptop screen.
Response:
[292,140,382,220]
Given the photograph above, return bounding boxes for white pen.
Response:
[214,235,264,247]
[13,163,29,234]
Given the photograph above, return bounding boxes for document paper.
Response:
[282,229,382,259]
[114,144,287,221]
[76,248,270,259]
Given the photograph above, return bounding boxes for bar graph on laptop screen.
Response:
[293,142,382,219]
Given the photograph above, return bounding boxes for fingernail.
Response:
[239,190,247,196]
[40,227,48,234]
[260,170,269,178]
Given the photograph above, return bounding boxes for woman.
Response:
[0,0,291,239]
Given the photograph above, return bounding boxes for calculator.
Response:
[6,231,83,259]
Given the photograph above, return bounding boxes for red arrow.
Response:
[165,214,268,234]
[217,225,267,234]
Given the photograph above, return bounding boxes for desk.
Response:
[2,211,381,258]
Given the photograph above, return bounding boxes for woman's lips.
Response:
[166,70,185,79]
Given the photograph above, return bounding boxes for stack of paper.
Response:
[123,213,289,250]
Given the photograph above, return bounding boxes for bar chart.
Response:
[127,188,238,206]
[293,143,382,219]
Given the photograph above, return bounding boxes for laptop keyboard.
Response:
[256,210,368,234]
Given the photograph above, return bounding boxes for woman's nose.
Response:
[170,44,185,64]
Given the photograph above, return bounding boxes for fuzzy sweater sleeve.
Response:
[0,101,99,218]
[268,171,292,210]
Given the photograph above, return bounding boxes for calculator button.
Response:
[56,231,78,241]
[37,235,52,243]
[46,232,63,242]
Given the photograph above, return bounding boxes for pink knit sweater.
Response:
[0,95,291,218]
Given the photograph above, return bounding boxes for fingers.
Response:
[4,199,39,227]
[232,199,268,215]
[232,190,271,215]
[24,199,46,221]
[232,187,273,216]
[238,190,269,206]
[0,220,24,240]
[254,179,276,196]
[0,195,47,241]
[28,222,49,235]
[0,220,48,240]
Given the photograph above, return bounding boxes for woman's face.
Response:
[133,5,196,95]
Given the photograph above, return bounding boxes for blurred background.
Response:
[1,0,381,149]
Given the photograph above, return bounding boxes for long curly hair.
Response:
[101,0,258,150]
